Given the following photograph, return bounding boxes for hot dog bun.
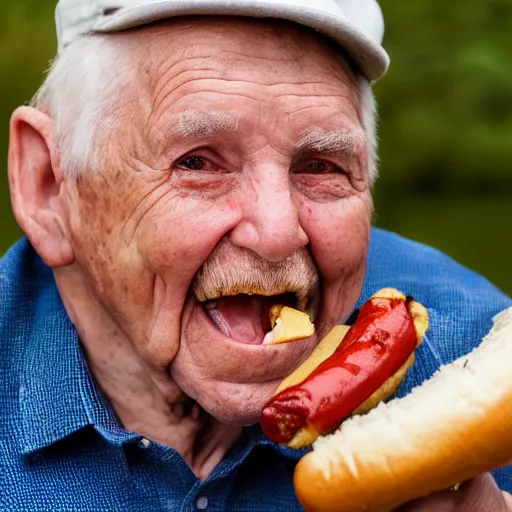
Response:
[294,306,512,512]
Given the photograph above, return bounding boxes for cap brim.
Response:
[92,0,389,81]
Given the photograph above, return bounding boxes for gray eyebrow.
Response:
[175,110,238,138]
[296,127,365,155]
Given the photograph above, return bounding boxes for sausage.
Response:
[260,289,427,448]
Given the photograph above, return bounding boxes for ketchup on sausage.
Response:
[261,297,418,445]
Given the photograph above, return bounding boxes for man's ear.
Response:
[8,106,74,268]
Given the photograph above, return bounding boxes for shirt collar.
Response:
[19,252,138,454]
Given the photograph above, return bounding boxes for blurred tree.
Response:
[377,0,512,190]
[0,1,56,248]
[0,0,510,293]
[373,0,512,293]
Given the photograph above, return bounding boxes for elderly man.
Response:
[1,0,511,510]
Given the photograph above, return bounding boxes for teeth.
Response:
[206,301,217,310]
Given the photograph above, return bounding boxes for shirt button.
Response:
[196,496,208,510]
[140,438,151,448]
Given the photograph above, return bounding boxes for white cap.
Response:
[55,0,389,81]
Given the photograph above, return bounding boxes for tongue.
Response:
[207,295,273,344]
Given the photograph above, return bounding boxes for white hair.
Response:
[33,35,379,182]
[358,75,379,183]
[32,35,130,178]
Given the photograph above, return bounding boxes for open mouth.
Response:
[191,240,320,346]
[198,290,319,345]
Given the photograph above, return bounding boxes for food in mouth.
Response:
[260,288,428,448]
[192,242,320,345]
[199,291,318,345]
[263,305,316,345]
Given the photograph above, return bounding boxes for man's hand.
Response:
[395,473,512,511]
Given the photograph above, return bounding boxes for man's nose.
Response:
[229,167,309,262]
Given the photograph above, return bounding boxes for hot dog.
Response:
[260,289,428,449]
[294,306,512,512]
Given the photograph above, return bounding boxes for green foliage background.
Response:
[1,1,511,294]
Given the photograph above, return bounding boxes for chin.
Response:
[178,375,279,426]
[170,242,357,426]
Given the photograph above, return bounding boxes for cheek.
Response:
[298,196,372,326]
[299,195,372,282]
[136,194,243,278]
[67,181,126,293]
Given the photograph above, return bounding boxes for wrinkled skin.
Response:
[8,16,511,504]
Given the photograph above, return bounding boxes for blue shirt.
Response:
[1,228,511,511]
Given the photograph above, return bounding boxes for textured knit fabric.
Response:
[1,228,511,511]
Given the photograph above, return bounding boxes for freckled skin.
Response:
[53,18,372,473]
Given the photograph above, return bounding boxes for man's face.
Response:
[63,18,372,424]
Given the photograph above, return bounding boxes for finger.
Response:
[395,473,509,512]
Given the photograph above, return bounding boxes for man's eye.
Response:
[177,156,207,171]
[306,161,327,173]
[300,161,342,174]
